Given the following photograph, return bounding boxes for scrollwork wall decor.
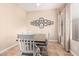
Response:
[31,17,54,29]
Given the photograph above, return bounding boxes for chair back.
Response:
[17,34,35,54]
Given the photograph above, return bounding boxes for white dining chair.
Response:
[34,34,48,56]
[17,34,41,56]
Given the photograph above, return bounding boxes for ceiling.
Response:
[17,3,64,11]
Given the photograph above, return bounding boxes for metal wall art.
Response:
[31,17,54,29]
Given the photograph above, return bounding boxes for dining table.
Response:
[16,33,48,44]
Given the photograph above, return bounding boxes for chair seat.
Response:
[22,52,33,56]
[22,51,34,56]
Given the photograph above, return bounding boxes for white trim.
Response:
[70,50,77,56]
[0,43,18,54]
[48,40,58,42]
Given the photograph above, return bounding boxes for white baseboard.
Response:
[0,43,18,54]
[70,50,77,56]
[48,40,58,42]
